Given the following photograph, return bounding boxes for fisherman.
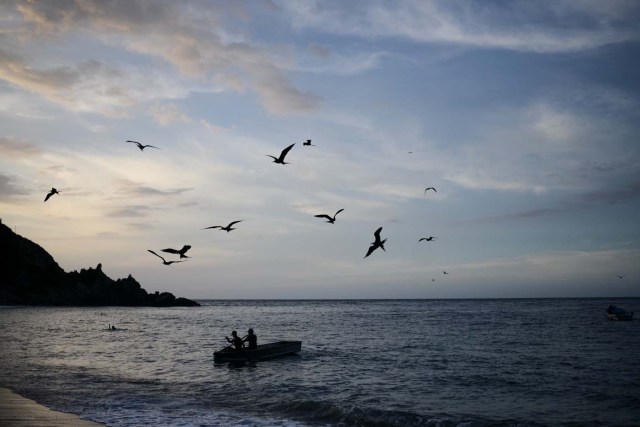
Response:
[225,330,244,351]
[244,328,257,350]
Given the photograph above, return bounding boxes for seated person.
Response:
[244,328,257,350]
[225,330,244,351]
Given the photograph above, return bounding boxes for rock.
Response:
[0,222,199,307]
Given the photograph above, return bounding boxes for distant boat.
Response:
[606,305,633,321]
[213,340,301,362]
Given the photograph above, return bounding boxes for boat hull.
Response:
[607,312,633,321]
[214,340,301,362]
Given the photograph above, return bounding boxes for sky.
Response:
[1,0,639,299]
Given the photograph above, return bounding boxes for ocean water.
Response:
[0,299,638,427]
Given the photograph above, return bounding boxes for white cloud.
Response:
[4,0,320,115]
[281,0,640,52]
[147,103,192,126]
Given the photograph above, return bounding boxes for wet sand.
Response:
[0,388,104,427]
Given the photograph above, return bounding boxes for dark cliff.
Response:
[0,222,199,307]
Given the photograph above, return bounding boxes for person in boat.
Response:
[225,330,244,351]
[243,328,257,350]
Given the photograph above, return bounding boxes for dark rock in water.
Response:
[0,222,199,307]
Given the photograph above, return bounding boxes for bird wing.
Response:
[161,248,180,254]
[334,209,344,217]
[203,226,221,229]
[418,238,426,242]
[364,244,377,258]
[44,192,53,202]
[144,145,160,149]
[148,250,166,263]
[228,220,243,227]
[179,245,191,254]
[126,140,140,144]
[373,227,383,244]
[315,214,332,220]
[279,143,295,161]
[167,260,186,265]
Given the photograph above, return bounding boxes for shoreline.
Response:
[0,387,104,427]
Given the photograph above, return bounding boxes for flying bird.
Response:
[424,187,437,195]
[267,143,295,164]
[44,188,60,202]
[315,209,344,224]
[443,271,449,275]
[126,140,160,151]
[147,250,187,265]
[161,245,192,259]
[364,227,387,258]
[203,220,243,232]
[303,139,315,146]
[616,274,624,279]
[418,236,436,242]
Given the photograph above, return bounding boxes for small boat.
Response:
[213,340,302,362]
[606,305,634,321]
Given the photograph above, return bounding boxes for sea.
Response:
[0,298,638,427]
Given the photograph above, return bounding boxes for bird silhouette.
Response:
[443,271,449,275]
[267,143,295,164]
[203,220,243,232]
[424,187,437,195]
[148,250,187,265]
[364,227,387,258]
[126,140,160,151]
[44,188,60,202]
[303,139,315,146]
[418,236,436,242]
[315,209,344,224]
[161,245,192,259]
[616,274,624,279]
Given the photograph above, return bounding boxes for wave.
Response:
[272,399,549,427]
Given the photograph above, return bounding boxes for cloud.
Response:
[0,174,27,200]
[282,1,640,52]
[114,179,192,198]
[147,103,192,126]
[107,205,154,218]
[0,136,42,158]
[0,48,189,116]
[458,180,640,224]
[7,0,320,115]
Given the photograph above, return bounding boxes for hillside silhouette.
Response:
[0,221,199,307]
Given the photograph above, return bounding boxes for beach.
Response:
[0,388,103,427]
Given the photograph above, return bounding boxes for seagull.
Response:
[44,188,60,202]
[161,245,192,259]
[424,187,437,195]
[443,271,449,275]
[364,227,387,258]
[203,220,243,232]
[147,250,187,265]
[126,140,160,151]
[315,209,344,224]
[418,236,436,242]
[616,274,624,279]
[267,143,295,164]
[303,139,315,146]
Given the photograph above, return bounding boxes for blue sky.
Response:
[1,0,639,298]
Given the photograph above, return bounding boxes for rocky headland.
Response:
[0,221,199,307]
